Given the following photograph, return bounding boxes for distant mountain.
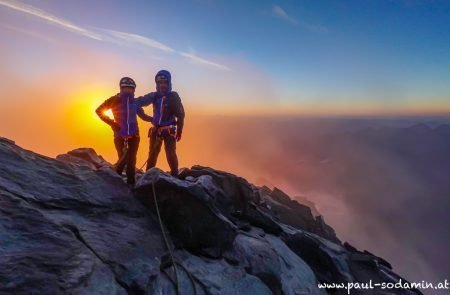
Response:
[191,117,450,287]
[270,122,450,284]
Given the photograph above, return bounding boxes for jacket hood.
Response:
[155,70,172,94]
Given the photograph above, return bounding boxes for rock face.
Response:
[56,148,113,170]
[0,137,422,295]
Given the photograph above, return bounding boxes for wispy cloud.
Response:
[102,29,176,53]
[272,4,299,25]
[271,4,328,33]
[0,0,102,40]
[0,0,230,70]
[179,51,230,71]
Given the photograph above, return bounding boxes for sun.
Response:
[62,85,116,143]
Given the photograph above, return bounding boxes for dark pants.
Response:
[114,135,140,184]
[146,127,178,176]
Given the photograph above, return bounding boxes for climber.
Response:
[136,70,185,177]
[95,77,151,185]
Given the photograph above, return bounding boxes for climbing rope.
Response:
[139,158,148,171]
[150,172,207,295]
[151,174,180,295]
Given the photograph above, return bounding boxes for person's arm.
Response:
[95,95,120,131]
[173,92,185,141]
[135,92,156,107]
[137,106,154,123]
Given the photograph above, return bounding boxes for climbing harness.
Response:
[156,125,177,138]
[137,124,176,172]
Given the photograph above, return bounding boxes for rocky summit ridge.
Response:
[0,137,421,295]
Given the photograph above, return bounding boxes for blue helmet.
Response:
[155,70,172,93]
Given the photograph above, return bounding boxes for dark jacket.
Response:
[137,91,185,132]
[136,70,185,132]
[96,92,148,137]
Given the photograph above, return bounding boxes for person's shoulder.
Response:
[96,93,119,111]
[169,91,181,99]
[105,93,120,103]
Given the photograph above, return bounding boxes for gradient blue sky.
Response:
[0,0,449,115]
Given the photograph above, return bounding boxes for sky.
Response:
[0,0,449,156]
[1,0,449,114]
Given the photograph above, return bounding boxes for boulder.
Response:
[135,169,237,253]
[56,148,113,169]
[260,186,339,242]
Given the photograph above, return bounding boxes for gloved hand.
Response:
[176,130,182,142]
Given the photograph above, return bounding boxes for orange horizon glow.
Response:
[1,82,449,176]
[3,90,450,157]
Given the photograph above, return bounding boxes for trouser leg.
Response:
[164,136,179,176]
[146,127,163,171]
[114,137,126,175]
[126,136,140,185]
